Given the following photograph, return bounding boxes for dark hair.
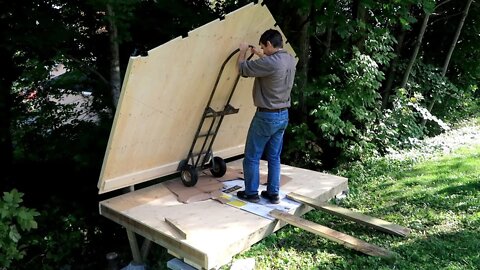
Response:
[259,29,283,48]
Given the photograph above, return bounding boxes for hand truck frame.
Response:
[177,47,254,187]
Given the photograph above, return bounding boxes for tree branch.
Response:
[64,53,118,93]
[429,11,464,26]
[434,0,454,10]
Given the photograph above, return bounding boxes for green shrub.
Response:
[0,189,39,268]
[373,88,424,153]
[285,28,396,168]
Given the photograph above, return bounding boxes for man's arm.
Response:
[237,44,273,77]
[237,42,249,73]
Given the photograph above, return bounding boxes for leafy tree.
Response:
[425,0,474,117]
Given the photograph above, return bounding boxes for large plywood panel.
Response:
[98,2,297,193]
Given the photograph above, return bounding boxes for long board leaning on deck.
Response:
[269,210,396,258]
[287,192,411,237]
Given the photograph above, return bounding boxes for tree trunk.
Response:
[352,0,366,52]
[324,26,333,57]
[107,4,122,108]
[400,13,430,89]
[297,1,312,118]
[441,0,473,78]
[424,0,473,119]
[0,53,14,190]
[381,29,406,109]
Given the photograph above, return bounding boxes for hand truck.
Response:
[177,47,254,187]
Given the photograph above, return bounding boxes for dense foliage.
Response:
[0,190,38,268]
[0,0,478,269]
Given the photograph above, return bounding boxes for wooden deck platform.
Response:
[99,160,348,269]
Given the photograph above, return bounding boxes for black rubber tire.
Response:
[210,156,227,177]
[181,166,198,187]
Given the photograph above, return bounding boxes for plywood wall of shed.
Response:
[98,2,297,193]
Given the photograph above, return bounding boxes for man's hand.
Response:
[251,46,264,58]
[239,42,249,52]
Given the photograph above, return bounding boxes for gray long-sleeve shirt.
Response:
[239,50,296,109]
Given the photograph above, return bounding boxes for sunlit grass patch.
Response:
[336,144,480,269]
[225,137,480,269]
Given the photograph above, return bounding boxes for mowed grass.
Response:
[226,144,480,269]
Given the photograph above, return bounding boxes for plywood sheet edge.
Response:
[98,57,139,190]
[99,145,245,194]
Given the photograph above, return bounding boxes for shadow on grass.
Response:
[392,229,480,269]
[439,180,480,195]
[378,152,479,213]
[257,215,480,269]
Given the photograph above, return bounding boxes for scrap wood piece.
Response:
[165,217,188,240]
[287,192,411,237]
[269,210,396,258]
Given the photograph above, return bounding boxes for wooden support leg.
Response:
[126,229,143,264]
[124,185,145,264]
[140,238,152,262]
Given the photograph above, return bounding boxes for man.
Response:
[236,29,296,204]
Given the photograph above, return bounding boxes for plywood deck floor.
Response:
[99,159,348,269]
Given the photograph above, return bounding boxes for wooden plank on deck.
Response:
[165,217,188,240]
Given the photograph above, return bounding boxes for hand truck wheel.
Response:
[181,165,198,187]
[210,156,227,177]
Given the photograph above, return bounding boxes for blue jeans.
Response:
[243,110,289,195]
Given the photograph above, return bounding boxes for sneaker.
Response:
[237,191,260,203]
[261,191,280,204]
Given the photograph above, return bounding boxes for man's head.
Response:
[259,29,283,56]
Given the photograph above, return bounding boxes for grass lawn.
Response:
[226,143,480,269]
